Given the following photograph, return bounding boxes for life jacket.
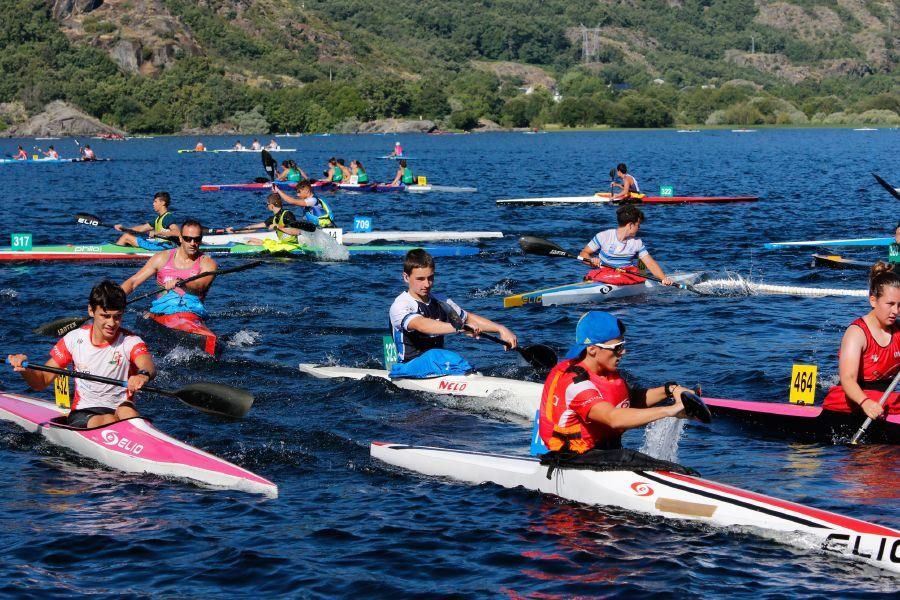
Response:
[153,211,172,233]
[331,167,343,182]
[357,168,369,184]
[286,168,301,182]
[889,243,900,264]
[274,209,296,242]
[303,196,334,228]
[402,167,414,185]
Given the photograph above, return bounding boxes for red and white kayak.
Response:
[0,392,277,497]
[146,312,219,357]
[371,442,900,575]
[497,193,758,206]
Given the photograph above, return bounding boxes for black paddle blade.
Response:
[873,173,900,201]
[173,383,254,418]
[518,343,558,370]
[681,391,712,424]
[518,236,575,259]
[34,316,89,337]
[75,212,103,227]
[253,177,270,183]
[261,150,277,180]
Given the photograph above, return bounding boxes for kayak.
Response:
[0,242,480,262]
[201,181,477,194]
[497,193,758,206]
[703,397,899,444]
[370,442,900,575]
[203,230,503,246]
[0,391,277,497]
[200,181,298,192]
[210,148,296,153]
[0,158,110,165]
[146,312,219,357]
[504,273,702,307]
[811,254,871,270]
[298,364,540,419]
[765,237,892,249]
[378,156,416,160]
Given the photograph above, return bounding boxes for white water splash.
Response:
[639,417,684,462]
[299,230,350,261]
[227,330,262,348]
[161,346,209,364]
[0,288,18,299]
[471,281,515,298]
[694,273,866,298]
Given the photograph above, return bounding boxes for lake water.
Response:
[0,129,897,596]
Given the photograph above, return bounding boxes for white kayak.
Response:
[203,229,503,246]
[211,148,296,153]
[0,391,277,497]
[371,442,900,575]
[298,364,540,419]
[504,273,702,307]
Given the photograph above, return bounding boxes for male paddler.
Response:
[43,146,59,159]
[538,311,692,454]
[610,163,640,202]
[389,249,517,377]
[12,145,27,160]
[275,180,336,228]
[389,159,415,187]
[578,204,673,285]
[121,219,217,321]
[8,280,156,428]
[114,191,179,250]
[225,193,315,251]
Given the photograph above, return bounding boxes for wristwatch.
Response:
[137,369,154,380]
[664,381,678,400]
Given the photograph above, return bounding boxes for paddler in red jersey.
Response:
[7,281,156,428]
[121,220,217,320]
[822,263,900,418]
[539,311,692,453]
[12,145,27,160]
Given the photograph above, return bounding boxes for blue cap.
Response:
[563,311,625,360]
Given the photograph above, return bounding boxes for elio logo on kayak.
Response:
[101,430,144,455]
[438,380,468,392]
[824,533,900,564]
[631,482,654,497]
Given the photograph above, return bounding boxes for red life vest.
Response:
[538,359,631,452]
[822,317,900,414]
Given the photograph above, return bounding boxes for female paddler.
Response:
[821,262,900,419]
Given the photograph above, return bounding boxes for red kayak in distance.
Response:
[145,312,219,357]
[703,397,900,444]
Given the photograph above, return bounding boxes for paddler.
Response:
[232,140,245,151]
[610,163,640,202]
[577,204,673,285]
[821,262,900,418]
[275,180,336,228]
[349,160,369,184]
[388,249,517,377]
[389,141,403,157]
[43,145,59,159]
[114,191,179,250]
[80,144,96,161]
[12,145,27,160]
[250,139,262,151]
[7,280,156,428]
[265,139,280,150]
[325,157,344,183]
[277,159,307,182]
[538,311,693,453]
[389,159,415,186]
[121,219,217,322]
[194,141,206,152]
[888,222,900,264]
[225,193,316,250]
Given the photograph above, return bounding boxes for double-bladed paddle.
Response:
[848,368,900,445]
[680,390,713,424]
[16,361,252,418]
[439,300,557,370]
[518,236,708,296]
[262,149,278,182]
[33,261,264,337]
[872,173,900,201]
[75,212,144,236]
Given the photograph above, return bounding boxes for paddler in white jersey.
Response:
[121,220,217,320]
[388,249,517,377]
[610,163,640,202]
[578,204,673,285]
[8,280,156,428]
[114,191,179,250]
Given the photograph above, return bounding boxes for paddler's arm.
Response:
[587,391,686,430]
[151,223,181,240]
[115,222,152,233]
[630,384,692,408]
[7,355,60,391]
[274,186,313,208]
[837,324,884,420]
[389,168,402,186]
[127,353,156,394]
[121,251,168,294]
[638,253,673,286]
[462,311,518,349]
[406,315,459,336]
[180,256,218,297]
[578,242,603,268]
[226,221,266,233]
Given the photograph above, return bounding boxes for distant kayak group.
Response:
[2,142,102,164]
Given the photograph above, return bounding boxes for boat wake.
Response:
[299,231,351,261]
[695,274,867,298]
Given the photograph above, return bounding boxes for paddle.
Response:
[680,390,712,424]
[16,361,252,417]
[872,173,900,201]
[261,149,277,182]
[33,261,264,337]
[440,300,557,370]
[518,236,708,296]
[76,212,143,236]
[848,369,900,445]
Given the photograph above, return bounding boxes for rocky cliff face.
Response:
[2,100,126,137]
[51,0,201,75]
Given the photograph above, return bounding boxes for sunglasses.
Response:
[181,235,203,243]
[593,340,626,356]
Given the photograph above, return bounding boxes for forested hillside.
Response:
[1,0,897,133]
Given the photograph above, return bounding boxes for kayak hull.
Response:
[811,254,871,270]
[146,312,219,357]
[504,273,702,307]
[298,364,540,419]
[203,230,503,246]
[0,392,277,497]
[371,442,900,575]
[497,194,758,206]
[766,237,892,249]
[703,397,900,444]
[201,181,475,194]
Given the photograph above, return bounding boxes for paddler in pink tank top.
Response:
[821,262,900,418]
[121,220,217,318]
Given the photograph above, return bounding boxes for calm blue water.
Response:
[0,129,898,596]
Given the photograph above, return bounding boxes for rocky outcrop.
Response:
[355,119,437,134]
[51,0,103,20]
[1,101,125,137]
[474,118,504,132]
